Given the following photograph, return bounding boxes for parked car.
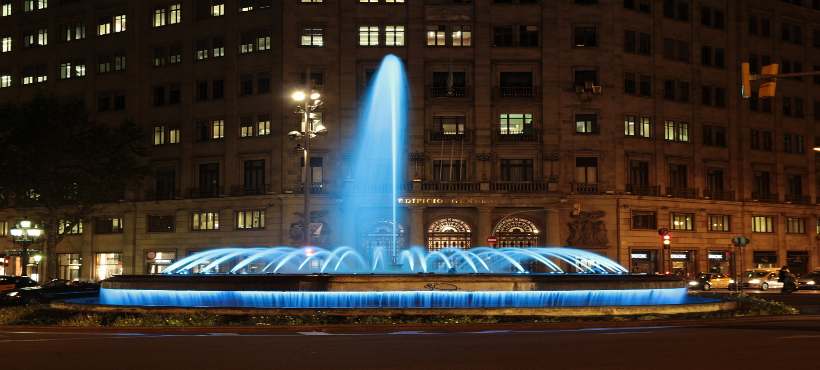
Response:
[688,273,734,290]
[2,279,99,305]
[731,270,783,291]
[797,271,820,290]
[0,276,38,293]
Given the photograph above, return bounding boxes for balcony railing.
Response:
[784,194,811,204]
[428,85,468,98]
[429,130,469,142]
[491,182,551,193]
[573,182,599,194]
[751,192,779,202]
[497,86,537,98]
[188,187,222,198]
[666,187,698,199]
[420,182,480,192]
[496,129,539,142]
[702,189,735,201]
[625,184,660,196]
[230,184,272,196]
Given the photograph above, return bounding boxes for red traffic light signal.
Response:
[662,234,671,246]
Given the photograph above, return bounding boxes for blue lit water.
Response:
[98,288,700,309]
[161,246,629,275]
[339,54,408,252]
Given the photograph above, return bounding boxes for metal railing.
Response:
[573,183,599,194]
[751,192,779,202]
[498,86,537,97]
[496,129,539,142]
[420,182,480,192]
[625,184,660,196]
[702,189,735,201]
[491,182,550,193]
[428,85,468,98]
[666,187,698,199]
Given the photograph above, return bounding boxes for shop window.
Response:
[146,251,176,274]
[95,253,123,280]
[58,254,81,281]
[753,251,777,269]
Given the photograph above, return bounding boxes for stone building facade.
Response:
[0,0,819,281]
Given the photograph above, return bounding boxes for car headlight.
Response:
[749,279,761,284]
[688,281,699,286]
[807,280,816,285]
[729,279,735,283]
[6,291,18,297]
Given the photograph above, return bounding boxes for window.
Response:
[170,45,182,64]
[575,157,598,184]
[257,115,271,136]
[23,0,46,12]
[701,46,725,68]
[358,25,379,46]
[211,3,224,16]
[500,159,533,182]
[153,8,166,27]
[663,38,689,63]
[624,115,652,138]
[750,129,773,151]
[433,115,465,136]
[707,167,726,195]
[427,25,446,46]
[1,2,10,16]
[631,212,657,229]
[574,26,597,47]
[663,0,689,22]
[670,213,694,231]
[58,62,85,79]
[432,160,467,182]
[1,36,10,52]
[58,219,84,235]
[210,119,224,139]
[498,113,532,135]
[708,215,730,232]
[493,26,513,47]
[24,28,48,47]
[786,217,805,234]
[664,120,689,142]
[212,37,225,57]
[0,74,11,88]
[663,80,689,102]
[624,0,652,13]
[191,211,219,231]
[195,39,209,60]
[147,215,175,233]
[703,125,727,147]
[783,133,805,154]
[384,25,405,46]
[700,6,724,29]
[451,25,471,46]
[236,210,266,230]
[212,80,224,99]
[94,217,123,234]
[575,113,598,134]
[62,23,86,42]
[781,22,803,45]
[752,216,774,233]
[519,25,538,47]
[95,253,122,281]
[154,126,179,145]
[301,27,324,47]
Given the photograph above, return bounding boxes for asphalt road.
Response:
[2,316,820,370]
[694,289,820,314]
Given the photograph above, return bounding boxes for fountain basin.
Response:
[96,274,712,309]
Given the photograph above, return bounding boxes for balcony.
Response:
[784,194,811,204]
[230,184,272,196]
[429,130,470,142]
[420,182,480,192]
[491,181,550,193]
[496,129,539,143]
[702,189,735,201]
[625,184,660,196]
[751,192,779,203]
[497,86,537,98]
[666,187,698,199]
[573,182,599,194]
[188,187,222,198]
[428,85,468,98]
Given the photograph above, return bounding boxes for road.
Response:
[694,288,820,314]
[2,316,819,370]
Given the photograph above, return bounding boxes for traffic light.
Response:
[658,228,671,248]
[741,62,751,99]
[759,64,779,98]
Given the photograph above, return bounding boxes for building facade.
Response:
[0,0,819,281]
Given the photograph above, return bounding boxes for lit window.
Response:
[1,2,11,17]
[169,128,180,144]
[752,216,774,233]
[23,0,46,12]
[624,115,652,138]
[169,46,182,64]
[499,113,533,135]
[575,114,598,134]
[153,8,166,27]
[211,3,224,16]
[153,126,166,145]
[359,26,379,46]
[58,219,84,235]
[98,20,111,35]
[236,209,265,230]
[0,74,11,88]
[301,27,324,47]
[256,35,270,51]
[664,120,689,142]
[211,119,224,139]
[427,25,446,46]
[213,38,225,57]
[114,55,126,71]
[385,25,404,46]
[94,217,124,234]
[1,36,10,52]
[452,25,472,47]
[64,24,86,41]
[786,217,805,234]
[169,4,181,24]
[257,116,271,136]
[114,15,126,32]
[707,215,730,232]
[25,29,48,47]
[95,253,123,281]
[671,213,694,231]
[191,211,219,231]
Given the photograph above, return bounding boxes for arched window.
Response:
[426,218,472,251]
[493,217,540,248]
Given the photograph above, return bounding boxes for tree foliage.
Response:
[0,95,147,277]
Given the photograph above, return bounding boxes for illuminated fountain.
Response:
[96,55,721,313]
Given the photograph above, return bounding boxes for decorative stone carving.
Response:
[566,211,608,248]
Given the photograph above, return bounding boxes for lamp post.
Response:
[9,220,43,279]
[290,89,325,245]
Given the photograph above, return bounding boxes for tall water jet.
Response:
[340,54,409,261]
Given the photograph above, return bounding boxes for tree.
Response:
[0,95,147,279]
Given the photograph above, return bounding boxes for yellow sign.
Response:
[397,197,495,206]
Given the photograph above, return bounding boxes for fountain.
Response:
[94,55,724,314]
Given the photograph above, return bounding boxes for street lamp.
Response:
[9,220,42,279]
[290,89,325,245]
